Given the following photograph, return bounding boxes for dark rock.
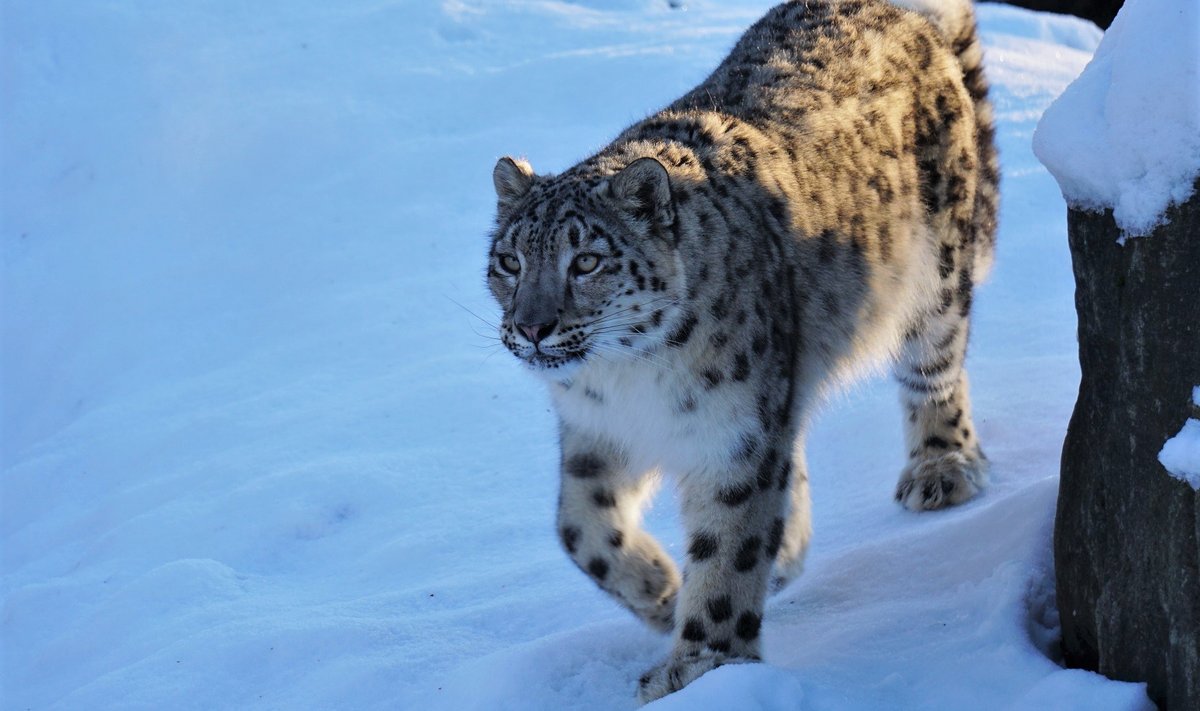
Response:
[1056,179,1200,710]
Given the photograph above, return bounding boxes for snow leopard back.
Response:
[653,0,998,285]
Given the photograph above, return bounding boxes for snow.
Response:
[0,1,1153,709]
[1032,0,1200,237]
[1158,387,1200,488]
[1160,420,1200,488]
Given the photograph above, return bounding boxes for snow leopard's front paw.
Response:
[636,650,752,704]
[895,450,988,511]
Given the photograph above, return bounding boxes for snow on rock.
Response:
[1158,387,1200,488]
[1033,0,1200,237]
[1159,420,1200,487]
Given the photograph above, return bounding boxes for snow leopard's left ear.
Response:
[604,157,675,229]
[493,156,535,213]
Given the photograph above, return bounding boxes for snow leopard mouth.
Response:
[525,349,588,370]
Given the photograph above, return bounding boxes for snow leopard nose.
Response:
[518,320,557,344]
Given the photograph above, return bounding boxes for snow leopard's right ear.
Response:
[493,156,535,213]
[604,157,675,230]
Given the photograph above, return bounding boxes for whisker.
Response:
[446,295,500,329]
[468,323,501,339]
[586,297,679,326]
[586,297,681,328]
[580,340,673,372]
[593,347,670,371]
[587,301,658,324]
[588,327,644,338]
[467,325,504,346]
[586,306,682,336]
[589,321,659,334]
[588,341,673,370]
[587,318,676,338]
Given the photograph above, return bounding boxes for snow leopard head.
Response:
[486,156,687,375]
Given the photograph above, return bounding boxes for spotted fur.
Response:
[485,0,996,702]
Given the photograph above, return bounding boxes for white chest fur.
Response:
[547,358,749,479]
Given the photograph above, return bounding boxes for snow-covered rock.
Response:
[1033,0,1200,237]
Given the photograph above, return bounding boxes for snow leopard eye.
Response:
[572,253,600,275]
[499,254,521,275]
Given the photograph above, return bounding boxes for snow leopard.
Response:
[485,0,997,702]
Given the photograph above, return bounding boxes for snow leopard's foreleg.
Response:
[556,429,680,632]
[637,431,793,703]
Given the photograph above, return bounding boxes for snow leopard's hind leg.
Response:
[556,430,680,632]
[891,0,996,513]
[893,296,988,511]
[768,435,811,593]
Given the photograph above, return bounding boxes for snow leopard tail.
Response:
[892,0,999,281]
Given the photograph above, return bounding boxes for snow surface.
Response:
[0,1,1153,709]
[1033,0,1200,237]
[1158,387,1200,489]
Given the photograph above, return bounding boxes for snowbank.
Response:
[1158,387,1200,488]
[1032,0,1200,237]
